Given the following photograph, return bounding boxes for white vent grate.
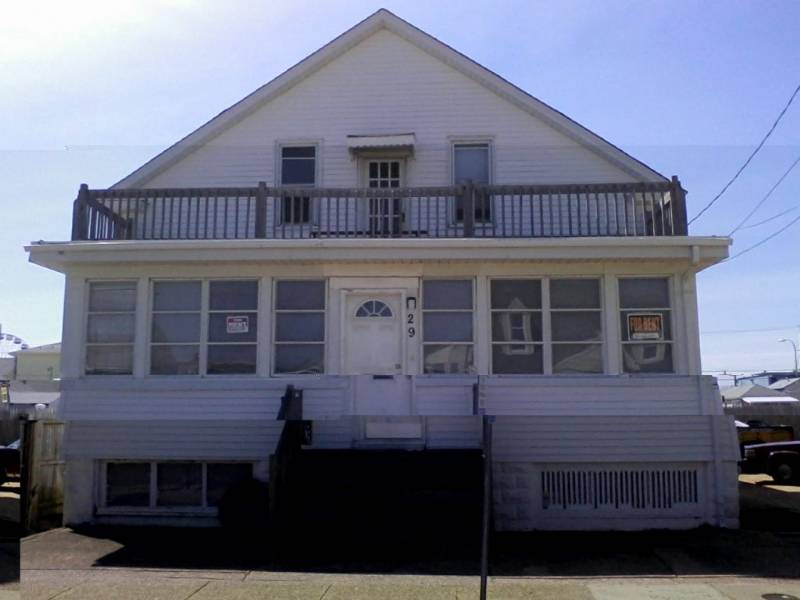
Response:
[541,468,698,510]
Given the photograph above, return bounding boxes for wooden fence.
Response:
[21,419,64,532]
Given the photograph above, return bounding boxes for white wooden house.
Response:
[28,9,738,531]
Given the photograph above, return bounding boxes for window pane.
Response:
[150,345,199,375]
[619,278,670,308]
[490,280,541,309]
[87,314,135,343]
[151,313,200,343]
[282,146,315,159]
[551,311,602,342]
[491,312,542,342]
[275,281,325,310]
[153,281,201,311]
[89,281,136,312]
[274,344,324,374]
[454,145,489,185]
[86,345,133,375]
[208,313,258,343]
[492,344,543,374]
[553,344,603,374]
[275,313,324,342]
[620,310,672,341]
[206,463,253,507]
[207,345,257,375]
[107,463,150,507]
[550,279,600,309]
[423,344,473,374]
[622,343,673,373]
[157,463,202,507]
[423,313,472,342]
[281,158,315,185]
[423,280,472,309]
[209,280,258,311]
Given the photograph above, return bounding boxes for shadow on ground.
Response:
[22,479,800,580]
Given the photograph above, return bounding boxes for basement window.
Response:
[103,461,254,510]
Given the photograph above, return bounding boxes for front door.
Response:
[343,291,403,375]
[365,159,403,235]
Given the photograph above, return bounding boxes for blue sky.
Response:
[1,0,799,382]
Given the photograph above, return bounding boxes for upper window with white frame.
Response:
[453,142,491,222]
[280,145,316,224]
[149,280,258,375]
[85,281,137,375]
[619,277,673,373]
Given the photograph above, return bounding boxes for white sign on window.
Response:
[226,315,249,334]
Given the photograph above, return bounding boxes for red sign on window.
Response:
[627,313,663,341]
[226,315,249,334]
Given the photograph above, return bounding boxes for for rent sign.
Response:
[226,315,250,334]
[627,313,663,341]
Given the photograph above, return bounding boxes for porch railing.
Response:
[70,178,687,241]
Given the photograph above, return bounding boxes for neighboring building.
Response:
[736,371,797,387]
[770,377,800,397]
[11,343,61,382]
[27,10,738,531]
[721,384,798,410]
[722,383,800,439]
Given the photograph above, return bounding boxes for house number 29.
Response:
[407,312,416,337]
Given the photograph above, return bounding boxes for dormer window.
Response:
[280,145,316,224]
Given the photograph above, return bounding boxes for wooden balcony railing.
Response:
[70,178,687,241]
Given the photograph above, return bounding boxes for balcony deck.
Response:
[71,179,687,241]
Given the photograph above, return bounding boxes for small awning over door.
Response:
[347,133,415,157]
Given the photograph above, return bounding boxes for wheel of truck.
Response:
[771,460,798,485]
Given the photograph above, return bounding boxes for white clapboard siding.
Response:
[426,416,482,448]
[60,377,350,421]
[65,420,282,460]
[415,376,476,415]
[144,30,638,190]
[483,375,717,416]
[492,415,738,463]
[309,417,358,448]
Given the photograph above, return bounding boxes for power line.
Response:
[740,205,798,229]
[701,325,799,335]
[688,81,800,225]
[723,212,800,262]
[729,153,800,235]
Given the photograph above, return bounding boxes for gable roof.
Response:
[114,8,668,189]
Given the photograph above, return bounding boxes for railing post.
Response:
[671,176,688,236]
[463,180,475,237]
[71,183,89,241]
[255,181,267,239]
[480,413,493,600]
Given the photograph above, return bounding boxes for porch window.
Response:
[273,280,325,374]
[149,279,259,375]
[453,143,491,222]
[85,281,137,375]
[490,280,543,374]
[422,280,474,374]
[619,277,673,373]
[280,146,316,224]
[550,279,603,374]
[104,461,253,509]
[150,281,202,375]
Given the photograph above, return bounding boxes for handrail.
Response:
[70,178,688,241]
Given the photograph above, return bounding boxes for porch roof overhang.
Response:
[27,236,730,273]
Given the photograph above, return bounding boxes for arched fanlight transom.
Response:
[355,300,393,318]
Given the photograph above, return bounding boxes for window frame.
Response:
[451,140,493,225]
[277,142,319,226]
[488,276,605,376]
[271,278,327,376]
[617,276,675,374]
[421,278,476,375]
[83,279,138,377]
[147,278,260,376]
[99,460,254,515]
